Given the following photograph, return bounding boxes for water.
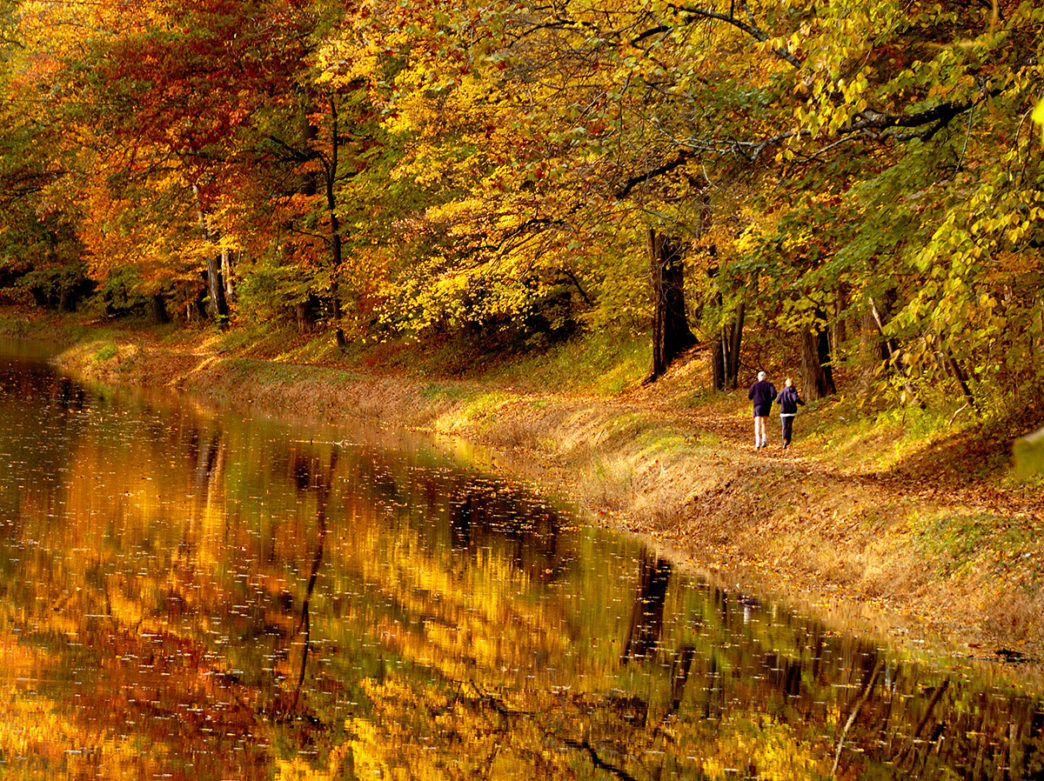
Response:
[0,344,1041,779]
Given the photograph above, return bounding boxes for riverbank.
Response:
[8,308,1044,665]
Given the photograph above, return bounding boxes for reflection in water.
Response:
[622,553,672,662]
[286,447,336,717]
[0,346,1043,778]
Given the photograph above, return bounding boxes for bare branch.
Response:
[668,2,802,69]
[615,149,694,199]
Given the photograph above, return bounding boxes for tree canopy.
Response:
[1,0,1043,413]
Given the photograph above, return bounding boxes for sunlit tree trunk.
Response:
[221,248,234,302]
[870,295,923,407]
[204,253,229,325]
[192,184,229,328]
[710,282,744,391]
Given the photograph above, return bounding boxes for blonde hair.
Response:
[784,378,793,387]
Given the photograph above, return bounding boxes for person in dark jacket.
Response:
[776,378,805,450]
[747,371,777,450]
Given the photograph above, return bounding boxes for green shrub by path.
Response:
[93,343,118,362]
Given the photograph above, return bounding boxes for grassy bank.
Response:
[6,307,1044,663]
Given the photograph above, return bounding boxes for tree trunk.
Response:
[944,344,977,412]
[870,296,924,407]
[710,293,744,391]
[325,97,346,349]
[296,297,316,334]
[800,312,836,400]
[871,290,898,361]
[818,325,836,394]
[832,287,847,357]
[192,272,208,321]
[712,328,726,391]
[221,248,234,302]
[151,294,169,324]
[711,317,745,389]
[330,282,346,348]
[205,253,229,327]
[726,300,745,389]
[192,184,229,329]
[707,262,745,391]
[647,228,696,381]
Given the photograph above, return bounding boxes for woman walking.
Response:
[776,378,805,450]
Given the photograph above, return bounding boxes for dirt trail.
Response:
[474,371,1044,662]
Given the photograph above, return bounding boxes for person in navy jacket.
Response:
[776,378,805,450]
[747,371,777,450]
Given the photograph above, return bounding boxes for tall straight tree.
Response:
[647,229,696,380]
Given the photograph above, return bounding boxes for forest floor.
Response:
[6,308,1044,673]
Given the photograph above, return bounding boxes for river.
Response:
[0,343,1041,779]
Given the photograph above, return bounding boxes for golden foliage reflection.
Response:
[0,360,1042,778]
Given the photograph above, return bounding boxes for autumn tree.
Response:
[0,0,90,310]
[12,0,327,326]
[2,0,1043,416]
[703,0,1044,409]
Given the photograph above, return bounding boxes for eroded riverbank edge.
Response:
[44,333,1044,678]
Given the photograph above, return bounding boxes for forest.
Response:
[1,0,1043,417]
[4,6,1044,775]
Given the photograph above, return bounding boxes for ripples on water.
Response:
[0,344,1041,779]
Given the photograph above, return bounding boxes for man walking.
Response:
[747,371,777,450]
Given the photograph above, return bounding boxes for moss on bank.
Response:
[6,308,1044,663]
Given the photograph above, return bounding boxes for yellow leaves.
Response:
[774,145,795,165]
[276,741,357,780]
[424,197,484,232]
[0,694,74,764]
[335,517,575,685]
[313,14,382,90]
[694,714,831,780]
[1033,98,1044,143]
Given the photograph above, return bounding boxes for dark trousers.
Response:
[781,415,795,446]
